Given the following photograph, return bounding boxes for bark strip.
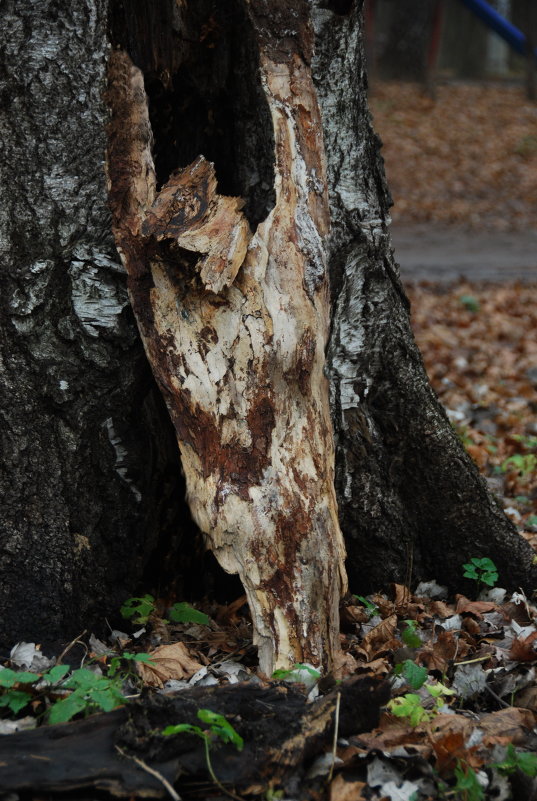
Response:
[106,5,347,674]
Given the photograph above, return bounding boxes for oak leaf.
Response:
[136,642,203,688]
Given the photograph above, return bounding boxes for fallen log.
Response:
[0,677,389,798]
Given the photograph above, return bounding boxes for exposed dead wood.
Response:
[106,2,347,675]
[0,679,389,798]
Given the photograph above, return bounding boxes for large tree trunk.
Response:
[0,1,183,648]
[1,0,535,669]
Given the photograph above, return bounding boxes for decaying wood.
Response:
[0,679,389,798]
[106,5,347,675]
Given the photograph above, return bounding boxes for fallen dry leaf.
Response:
[361,614,398,659]
[515,684,537,712]
[455,596,499,617]
[358,720,429,755]
[429,601,456,619]
[330,774,367,801]
[510,631,537,662]
[137,642,203,688]
[479,707,536,745]
[333,649,358,680]
[431,730,482,776]
[418,630,470,673]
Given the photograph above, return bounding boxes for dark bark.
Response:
[0,677,389,797]
[311,0,537,594]
[0,1,183,648]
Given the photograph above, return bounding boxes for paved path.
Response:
[391,224,537,283]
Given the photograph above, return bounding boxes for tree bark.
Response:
[106,2,346,675]
[0,0,183,648]
[311,0,537,594]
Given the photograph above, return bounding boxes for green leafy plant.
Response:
[492,743,537,777]
[401,619,422,648]
[163,709,243,799]
[271,663,321,683]
[511,434,537,450]
[353,594,379,618]
[388,693,431,727]
[120,595,210,626]
[459,295,480,313]
[0,664,70,716]
[462,557,498,591]
[48,668,126,724]
[394,659,428,690]
[388,682,455,727]
[452,761,484,801]
[107,651,154,680]
[168,602,210,625]
[501,453,536,477]
[120,594,157,625]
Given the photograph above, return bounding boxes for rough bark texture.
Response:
[106,1,346,674]
[311,0,537,594]
[0,678,389,798]
[0,1,183,648]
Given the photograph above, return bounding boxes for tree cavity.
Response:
[109,0,275,229]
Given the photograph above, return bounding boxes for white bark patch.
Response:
[69,261,129,337]
[103,417,141,502]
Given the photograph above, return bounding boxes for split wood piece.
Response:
[141,156,251,294]
[107,21,347,675]
[0,678,390,797]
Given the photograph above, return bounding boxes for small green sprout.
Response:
[353,594,380,618]
[120,594,157,625]
[388,693,431,727]
[0,665,70,717]
[394,659,428,690]
[501,453,536,477]
[168,602,210,625]
[492,743,537,777]
[453,761,484,801]
[401,619,422,648]
[48,668,126,724]
[271,663,321,686]
[459,295,480,313]
[107,651,155,679]
[120,595,210,626]
[387,682,455,727]
[462,557,498,591]
[163,709,243,799]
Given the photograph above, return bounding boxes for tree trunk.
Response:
[1,0,535,669]
[311,0,536,595]
[0,1,183,648]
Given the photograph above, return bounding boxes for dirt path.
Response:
[392,223,537,283]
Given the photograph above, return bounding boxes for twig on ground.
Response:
[328,691,341,784]
[57,630,88,666]
[115,745,182,801]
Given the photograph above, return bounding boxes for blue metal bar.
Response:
[459,0,537,59]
